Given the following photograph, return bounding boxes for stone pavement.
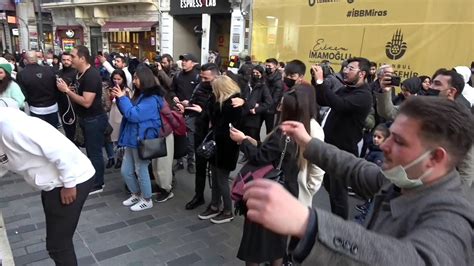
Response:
[1,159,359,266]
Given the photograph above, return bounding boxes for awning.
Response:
[101,21,157,33]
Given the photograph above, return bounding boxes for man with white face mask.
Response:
[242,96,474,265]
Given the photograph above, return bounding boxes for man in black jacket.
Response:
[56,52,78,141]
[170,53,201,174]
[181,63,219,210]
[312,57,373,219]
[262,58,283,133]
[17,51,59,128]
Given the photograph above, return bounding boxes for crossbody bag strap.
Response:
[276,136,290,170]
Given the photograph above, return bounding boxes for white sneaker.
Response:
[130,198,153,211]
[122,195,140,206]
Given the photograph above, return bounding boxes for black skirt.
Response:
[237,217,287,263]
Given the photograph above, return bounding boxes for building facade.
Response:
[41,0,160,58]
[159,0,250,67]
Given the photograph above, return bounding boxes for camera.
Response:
[310,62,335,79]
[390,76,401,87]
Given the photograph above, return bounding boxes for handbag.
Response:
[231,136,290,202]
[196,130,216,159]
[138,127,167,160]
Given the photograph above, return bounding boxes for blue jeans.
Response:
[31,111,59,129]
[80,113,108,188]
[121,148,152,199]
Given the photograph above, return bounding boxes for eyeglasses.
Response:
[343,66,360,72]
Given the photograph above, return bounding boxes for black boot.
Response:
[114,158,122,169]
[106,158,115,169]
[185,195,205,210]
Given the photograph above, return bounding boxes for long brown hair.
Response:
[278,84,316,168]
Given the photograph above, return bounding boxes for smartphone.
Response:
[390,76,401,87]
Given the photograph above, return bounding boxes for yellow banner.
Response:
[252,0,474,79]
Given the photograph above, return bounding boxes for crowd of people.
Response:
[0,45,473,265]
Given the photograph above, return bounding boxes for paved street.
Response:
[1,156,359,266]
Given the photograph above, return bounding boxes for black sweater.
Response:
[315,82,372,155]
[170,66,200,101]
[17,64,58,107]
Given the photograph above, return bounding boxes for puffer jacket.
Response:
[117,93,164,148]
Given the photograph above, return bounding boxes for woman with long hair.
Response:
[111,65,165,211]
[197,75,243,224]
[105,69,131,169]
[0,64,25,109]
[230,84,325,265]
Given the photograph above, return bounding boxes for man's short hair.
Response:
[398,96,474,167]
[347,57,370,79]
[115,55,127,65]
[265,58,278,65]
[201,63,219,75]
[285,59,306,76]
[75,45,90,63]
[61,52,71,57]
[433,68,465,95]
[370,61,377,68]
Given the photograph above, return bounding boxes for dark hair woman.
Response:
[230,84,325,266]
[104,69,132,169]
[0,63,25,109]
[111,65,166,211]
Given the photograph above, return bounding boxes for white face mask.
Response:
[382,150,433,189]
[46,59,53,65]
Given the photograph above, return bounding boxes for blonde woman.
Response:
[198,75,243,224]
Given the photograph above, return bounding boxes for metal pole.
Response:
[16,17,30,50]
[35,0,44,51]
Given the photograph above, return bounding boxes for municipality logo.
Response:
[385,29,407,60]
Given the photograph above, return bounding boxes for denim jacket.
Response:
[117,94,163,148]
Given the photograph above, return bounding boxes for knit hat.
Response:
[0,63,12,75]
[401,77,422,95]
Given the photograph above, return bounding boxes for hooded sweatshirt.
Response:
[454,66,474,107]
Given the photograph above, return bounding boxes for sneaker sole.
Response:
[198,212,220,220]
[155,193,175,203]
[130,204,153,212]
[89,189,103,195]
[210,217,234,224]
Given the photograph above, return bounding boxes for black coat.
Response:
[208,93,243,171]
[266,71,284,113]
[240,128,299,197]
[241,80,273,128]
[315,82,372,155]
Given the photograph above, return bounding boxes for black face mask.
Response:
[426,88,440,96]
[265,67,273,75]
[284,77,296,88]
[251,75,261,84]
[201,81,212,90]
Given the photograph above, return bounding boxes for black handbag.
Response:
[196,130,216,159]
[138,127,167,160]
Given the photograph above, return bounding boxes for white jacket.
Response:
[0,108,95,191]
[297,119,325,207]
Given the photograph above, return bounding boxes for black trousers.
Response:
[194,132,208,197]
[243,127,261,143]
[41,178,93,266]
[260,112,276,135]
[323,173,348,220]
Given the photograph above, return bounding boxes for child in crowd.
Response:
[355,123,390,222]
